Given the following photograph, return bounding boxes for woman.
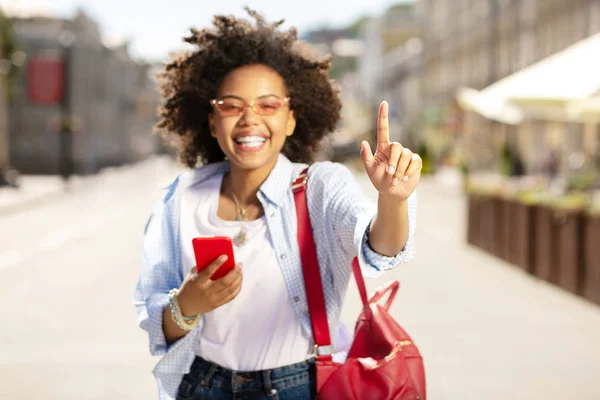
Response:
[134,8,421,400]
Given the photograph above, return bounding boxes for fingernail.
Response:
[402,175,409,182]
[219,255,228,262]
[388,165,395,174]
[392,177,399,185]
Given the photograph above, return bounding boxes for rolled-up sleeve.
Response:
[133,183,183,356]
[309,162,417,277]
[357,191,417,277]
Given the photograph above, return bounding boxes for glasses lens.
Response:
[216,99,244,116]
[255,98,284,115]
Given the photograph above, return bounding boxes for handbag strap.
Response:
[292,168,370,362]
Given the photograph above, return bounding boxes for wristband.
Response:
[168,288,201,331]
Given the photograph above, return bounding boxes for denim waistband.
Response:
[180,356,317,398]
[190,356,316,381]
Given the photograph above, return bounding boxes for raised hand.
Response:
[360,101,422,201]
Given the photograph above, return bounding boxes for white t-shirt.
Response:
[180,173,313,371]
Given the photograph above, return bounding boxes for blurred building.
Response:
[418,0,600,173]
[301,28,349,55]
[302,26,367,158]
[301,3,421,159]
[8,9,159,175]
[359,3,421,143]
[378,37,423,149]
[301,27,360,81]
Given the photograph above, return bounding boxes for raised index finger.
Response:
[377,101,390,146]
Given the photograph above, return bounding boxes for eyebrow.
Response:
[219,94,284,100]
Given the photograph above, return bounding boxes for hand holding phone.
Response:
[176,253,243,317]
[192,236,236,280]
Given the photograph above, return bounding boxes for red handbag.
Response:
[292,169,426,400]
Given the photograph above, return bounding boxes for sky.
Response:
[3,0,412,62]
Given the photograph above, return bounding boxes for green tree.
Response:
[346,16,368,38]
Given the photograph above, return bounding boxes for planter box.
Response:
[533,206,584,294]
[554,210,583,295]
[481,196,500,256]
[512,202,536,273]
[469,195,528,266]
[467,193,496,251]
[583,214,600,305]
[467,194,482,248]
[492,197,506,259]
[533,206,557,284]
[500,199,520,265]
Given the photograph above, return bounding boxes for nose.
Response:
[238,103,260,125]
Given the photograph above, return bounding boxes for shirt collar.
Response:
[182,153,296,207]
[180,160,230,189]
[258,154,295,207]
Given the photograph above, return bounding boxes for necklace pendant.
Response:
[233,225,248,247]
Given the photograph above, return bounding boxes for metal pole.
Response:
[0,28,10,182]
[59,42,73,189]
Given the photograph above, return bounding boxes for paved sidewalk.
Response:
[0,175,72,216]
[0,157,172,216]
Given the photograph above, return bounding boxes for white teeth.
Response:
[235,136,266,144]
[239,142,263,148]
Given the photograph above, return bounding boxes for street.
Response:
[1,157,600,400]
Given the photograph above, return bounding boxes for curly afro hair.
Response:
[155,8,342,168]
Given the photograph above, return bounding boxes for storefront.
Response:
[456,32,600,175]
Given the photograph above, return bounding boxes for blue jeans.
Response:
[176,356,317,400]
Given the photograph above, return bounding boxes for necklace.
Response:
[230,189,249,247]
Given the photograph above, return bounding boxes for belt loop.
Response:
[262,369,277,397]
[201,362,218,388]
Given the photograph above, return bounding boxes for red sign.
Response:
[27,55,64,104]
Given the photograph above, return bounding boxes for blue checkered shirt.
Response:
[133,154,417,400]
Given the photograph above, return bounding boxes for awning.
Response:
[456,87,524,125]
[456,32,600,124]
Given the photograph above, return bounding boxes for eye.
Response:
[257,99,282,112]
[219,99,243,112]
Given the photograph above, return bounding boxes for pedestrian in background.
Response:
[134,8,421,400]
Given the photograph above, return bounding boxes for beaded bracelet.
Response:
[168,288,201,331]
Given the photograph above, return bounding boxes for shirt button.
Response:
[270,389,278,395]
[293,296,300,303]
[269,211,276,217]
[280,253,286,259]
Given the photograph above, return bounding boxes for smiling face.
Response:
[208,64,296,173]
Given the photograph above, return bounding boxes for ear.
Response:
[208,113,216,138]
[286,110,296,137]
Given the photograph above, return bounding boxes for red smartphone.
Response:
[192,236,236,280]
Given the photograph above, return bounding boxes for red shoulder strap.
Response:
[292,168,370,362]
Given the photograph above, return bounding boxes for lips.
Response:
[233,132,269,151]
